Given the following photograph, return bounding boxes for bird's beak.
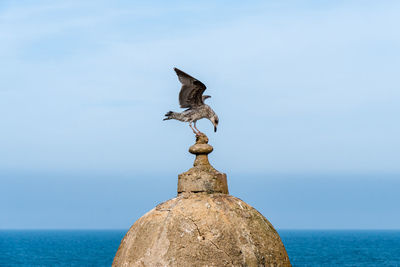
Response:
[214,126,217,132]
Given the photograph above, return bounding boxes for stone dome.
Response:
[113,135,291,267]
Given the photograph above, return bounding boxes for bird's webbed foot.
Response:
[196,131,205,137]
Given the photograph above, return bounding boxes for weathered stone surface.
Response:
[178,134,228,194]
[113,134,291,266]
[112,193,291,267]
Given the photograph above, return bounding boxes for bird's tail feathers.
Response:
[163,111,175,121]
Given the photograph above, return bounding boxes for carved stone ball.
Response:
[112,193,291,267]
[113,133,291,266]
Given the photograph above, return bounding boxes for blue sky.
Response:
[1,0,399,229]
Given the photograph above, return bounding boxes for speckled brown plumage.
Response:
[164,68,219,135]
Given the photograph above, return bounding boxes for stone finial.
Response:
[177,134,228,194]
[112,134,292,267]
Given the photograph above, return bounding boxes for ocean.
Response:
[0,230,399,266]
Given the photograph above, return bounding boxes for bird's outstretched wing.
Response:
[174,68,207,108]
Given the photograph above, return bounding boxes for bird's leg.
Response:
[189,123,199,135]
[193,121,204,136]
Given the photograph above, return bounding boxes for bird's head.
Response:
[210,114,219,132]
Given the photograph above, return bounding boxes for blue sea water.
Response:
[280,230,400,267]
[0,230,399,266]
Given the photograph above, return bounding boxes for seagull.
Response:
[164,68,219,135]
